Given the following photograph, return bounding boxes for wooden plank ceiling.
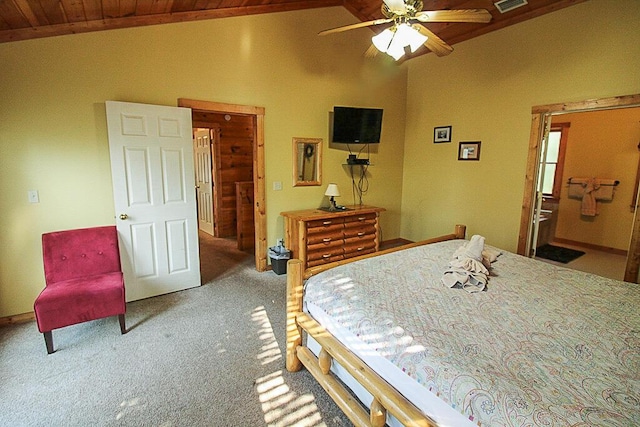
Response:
[0,0,586,58]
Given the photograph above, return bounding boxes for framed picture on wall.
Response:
[433,126,452,143]
[458,141,481,161]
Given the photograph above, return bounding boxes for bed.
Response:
[285,225,640,427]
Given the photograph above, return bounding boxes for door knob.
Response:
[119,214,128,220]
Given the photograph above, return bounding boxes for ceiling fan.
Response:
[319,0,492,60]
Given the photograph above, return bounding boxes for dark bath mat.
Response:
[536,244,585,264]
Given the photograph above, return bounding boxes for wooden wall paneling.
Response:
[190,111,256,239]
[236,181,255,251]
[179,98,266,272]
[211,126,223,238]
[219,115,254,237]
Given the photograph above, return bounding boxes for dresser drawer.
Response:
[307,229,344,245]
[344,234,376,247]
[307,246,344,262]
[306,217,345,230]
[308,238,344,254]
[307,254,345,268]
[343,239,376,257]
[307,223,343,237]
[343,213,377,224]
[343,224,376,239]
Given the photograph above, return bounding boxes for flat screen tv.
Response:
[332,106,383,144]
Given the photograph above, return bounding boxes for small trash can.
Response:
[268,244,290,275]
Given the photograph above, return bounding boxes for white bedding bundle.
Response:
[441,235,498,292]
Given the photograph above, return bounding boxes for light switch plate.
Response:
[28,190,39,203]
[273,181,283,191]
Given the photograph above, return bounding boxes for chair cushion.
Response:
[34,272,126,333]
[43,226,121,285]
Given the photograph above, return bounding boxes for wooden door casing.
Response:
[179,98,266,272]
[518,93,640,283]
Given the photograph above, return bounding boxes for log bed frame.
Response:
[286,224,467,427]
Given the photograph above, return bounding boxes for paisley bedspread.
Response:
[304,239,640,426]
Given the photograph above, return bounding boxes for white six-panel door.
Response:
[193,128,214,236]
[106,101,201,301]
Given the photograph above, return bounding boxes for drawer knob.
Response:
[322,220,332,225]
[357,232,365,236]
[357,247,364,251]
[358,217,366,221]
[322,254,332,258]
[323,238,332,242]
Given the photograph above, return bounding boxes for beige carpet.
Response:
[0,236,351,427]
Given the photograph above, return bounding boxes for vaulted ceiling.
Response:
[0,0,586,58]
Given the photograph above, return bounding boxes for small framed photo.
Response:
[458,141,481,161]
[433,126,452,143]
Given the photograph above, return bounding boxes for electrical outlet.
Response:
[28,190,39,203]
[273,181,283,191]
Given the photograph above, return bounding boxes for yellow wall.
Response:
[3,1,640,318]
[402,0,640,251]
[0,8,408,317]
[553,108,640,250]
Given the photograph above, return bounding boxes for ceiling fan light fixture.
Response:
[372,23,427,60]
[387,42,406,60]
[372,28,395,52]
[404,25,428,52]
[387,26,409,59]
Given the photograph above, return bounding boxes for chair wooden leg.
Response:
[43,331,54,354]
[118,313,126,334]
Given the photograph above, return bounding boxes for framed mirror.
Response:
[293,137,322,186]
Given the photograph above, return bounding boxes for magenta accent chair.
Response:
[34,226,126,354]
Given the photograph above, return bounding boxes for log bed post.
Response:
[286,258,304,372]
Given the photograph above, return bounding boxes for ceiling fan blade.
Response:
[318,18,393,36]
[382,0,407,14]
[414,24,453,57]
[415,9,492,24]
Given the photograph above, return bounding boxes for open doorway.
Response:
[178,98,268,276]
[518,94,640,282]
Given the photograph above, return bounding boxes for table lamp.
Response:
[325,183,340,211]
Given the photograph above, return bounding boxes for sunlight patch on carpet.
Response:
[253,306,327,426]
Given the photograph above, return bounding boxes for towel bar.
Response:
[567,178,619,186]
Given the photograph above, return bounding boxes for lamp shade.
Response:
[395,23,427,53]
[371,23,428,60]
[325,183,340,197]
[372,28,394,52]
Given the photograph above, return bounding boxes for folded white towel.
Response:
[581,178,599,216]
[568,178,588,199]
[569,177,617,202]
[442,235,489,293]
[482,248,502,269]
[594,179,616,201]
[442,268,487,293]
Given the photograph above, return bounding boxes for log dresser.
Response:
[281,205,385,270]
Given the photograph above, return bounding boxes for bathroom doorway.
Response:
[518,93,640,282]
